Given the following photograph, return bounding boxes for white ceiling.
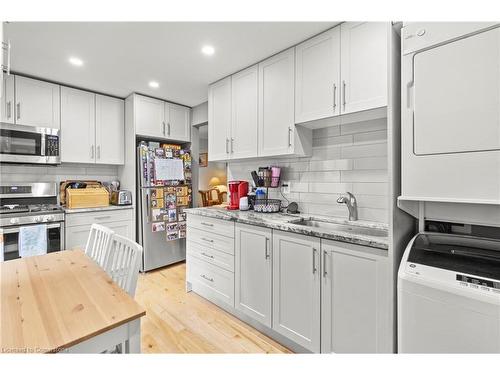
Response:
[5,22,337,107]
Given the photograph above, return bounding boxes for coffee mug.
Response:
[239,196,249,211]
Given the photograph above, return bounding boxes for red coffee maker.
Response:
[227,181,249,210]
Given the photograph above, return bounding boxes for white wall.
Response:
[228,118,388,223]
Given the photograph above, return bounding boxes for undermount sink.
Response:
[292,219,388,238]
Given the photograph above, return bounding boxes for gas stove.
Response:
[0,183,65,227]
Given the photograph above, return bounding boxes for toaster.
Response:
[110,190,132,206]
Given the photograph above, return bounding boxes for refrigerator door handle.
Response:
[145,190,151,223]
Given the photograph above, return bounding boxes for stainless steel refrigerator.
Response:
[137,142,192,272]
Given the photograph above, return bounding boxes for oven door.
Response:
[0,123,60,164]
[0,222,64,261]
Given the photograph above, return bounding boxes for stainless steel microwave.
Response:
[0,123,61,164]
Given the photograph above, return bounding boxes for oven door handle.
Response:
[0,223,62,234]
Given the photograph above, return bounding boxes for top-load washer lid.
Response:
[408,233,500,281]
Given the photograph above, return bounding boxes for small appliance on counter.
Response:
[110,190,132,206]
[227,181,249,210]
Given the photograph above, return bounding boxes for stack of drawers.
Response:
[186,215,235,309]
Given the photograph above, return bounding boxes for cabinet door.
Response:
[65,224,92,250]
[135,95,165,138]
[231,65,258,159]
[258,48,295,157]
[208,77,231,161]
[295,27,341,123]
[1,74,14,123]
[235,223,272,327]
[60,87,96,163]
[272,230,321,352]
[95,95,124,165]
[321,240,390,353]
[15,75,60,128]
[340,22,388,115]
[166,102,190,142]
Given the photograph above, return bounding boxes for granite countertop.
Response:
[184,206,389,250]
[64,205,133,214]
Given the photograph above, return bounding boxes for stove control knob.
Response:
[45,215,55,222]
[10,218,20,224]
[34,216,42,223]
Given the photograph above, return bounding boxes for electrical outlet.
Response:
[281,181,290,194]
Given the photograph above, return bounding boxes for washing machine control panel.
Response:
[456,274,500,293]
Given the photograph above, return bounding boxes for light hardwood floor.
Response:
[135,262,292,353]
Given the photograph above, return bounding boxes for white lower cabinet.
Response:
[235,223,272,327]
[186,215,390,353]
[65,209,134,250]
[272,230,321,352]
[321,239,390,353]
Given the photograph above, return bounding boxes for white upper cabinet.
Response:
[61,87,96,163]
[14,75,61,129]
[1,74,14,123]
[272,230,321,352]
[295,27,341,123]
[208,77,231,161]
[235,223,272,327]
[231,65,258,159]
[95,94,124,165]
[135,95,165,138]
[340,22,388,115]
[165,102,190,142]
[258,48,296,157]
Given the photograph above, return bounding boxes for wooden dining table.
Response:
[0,249,145,353]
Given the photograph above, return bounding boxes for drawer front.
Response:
[188,255,234,308]
[65,209,133,227]
[187,240,234,272]
[187,227,235,255]
[187,214,234,238]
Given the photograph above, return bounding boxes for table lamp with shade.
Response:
[209,177,227,193]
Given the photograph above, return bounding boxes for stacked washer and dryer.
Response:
[397,23,500,353]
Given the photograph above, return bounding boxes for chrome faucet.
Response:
[337,192,358,221]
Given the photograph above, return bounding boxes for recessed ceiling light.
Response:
[68,56,84,67]
[201,45,215,56]
[149,81,159,88]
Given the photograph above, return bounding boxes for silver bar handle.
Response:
[225,138,229,154]
[16,103,20,120]
[312,248,317,274]
[90,145,94,159]
[342,80,346,107]
[288,127,292,147]
[1,223,62,234]
[201,222,214,227]
[95,215,112,220]
[323,250,328,277]
[333,83,337,111]
[162,121,166,135]
[265,237,270,259]
[201,252,214,259]
[201,274,214,282]
[97,145,101,159]
[201,237,214,243]
[167,122,171,136]
[6,101,11,119]
[2,41,11,75]
[231,138,234,153]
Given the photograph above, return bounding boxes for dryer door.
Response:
[412,26,500,156]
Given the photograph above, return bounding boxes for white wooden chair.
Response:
[85,224,115,269]
[105,234,143,297]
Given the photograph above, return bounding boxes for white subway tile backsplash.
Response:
[0,163,119,185]
[353,157,387,170]
[226,118,389,223]
[341,170,388,183]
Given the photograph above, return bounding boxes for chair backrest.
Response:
[85,224,115,268]
[105,234,143,297]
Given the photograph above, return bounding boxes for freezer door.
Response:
[139,187,186,272]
